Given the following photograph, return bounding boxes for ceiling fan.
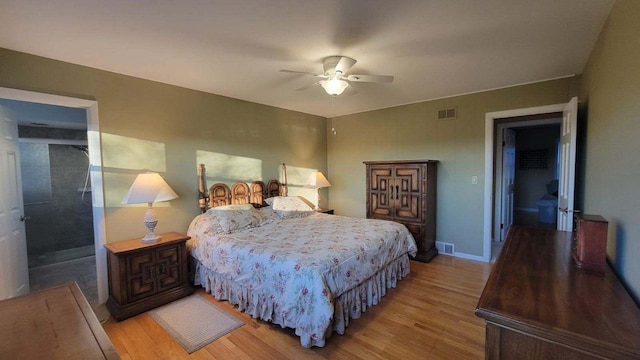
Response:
[280,56,394,96]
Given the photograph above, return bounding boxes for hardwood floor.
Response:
[102,256,492,359]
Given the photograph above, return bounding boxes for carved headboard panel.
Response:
[198,164,284,213]
[250,181,266,205]
[209,183,231,208]
[267,180,281,198]
[231,182,250,205]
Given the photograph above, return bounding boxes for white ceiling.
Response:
[0,0,615,118]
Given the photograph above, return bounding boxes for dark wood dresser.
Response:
[476,226,640,359]
[0,282,119,359]
[364,160,438,262]
[105,232,193,321]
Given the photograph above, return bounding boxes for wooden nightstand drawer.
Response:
[105,232,193,321]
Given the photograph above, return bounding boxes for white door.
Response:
[500,128,516,241]
[0,105,29,299]
[557,97,578,231]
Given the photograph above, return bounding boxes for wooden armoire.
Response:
[364,160,438,262]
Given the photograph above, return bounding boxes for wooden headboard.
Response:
[198,164,285,213]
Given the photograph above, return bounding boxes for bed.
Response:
[188,164,417,347]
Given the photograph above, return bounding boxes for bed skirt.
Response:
[193,254,412,348]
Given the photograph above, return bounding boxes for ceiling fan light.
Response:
[320,78,348,95]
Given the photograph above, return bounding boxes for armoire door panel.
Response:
[371,193,393,217]
[395,195,420,221]
[395,167,422,222]
[394,167,420,192]
[365,160,438,263]
[370,168,392,191]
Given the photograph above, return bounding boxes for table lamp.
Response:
[304,171,331,210]
[122,172,178,243]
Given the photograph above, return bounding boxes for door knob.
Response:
[19,215,31,222]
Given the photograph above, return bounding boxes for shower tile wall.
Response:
[19,127,94,268]
[50,144,94,254]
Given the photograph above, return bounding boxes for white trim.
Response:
[433,249,486,262]
[0,87,108,305]
[484,103,566,262]
[453,252,486,262]
[0,88,96,108]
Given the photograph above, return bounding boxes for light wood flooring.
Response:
[103,256,492,359]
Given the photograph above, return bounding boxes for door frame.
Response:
[498,128,516,242]
[483,103,567,262]
[493,117,562,243]
[0,87,108,305]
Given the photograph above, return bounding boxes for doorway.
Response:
[0,87,108,306]
[0,99,98,304]
[491,116,562,262]
[483,98,577,262]
[512,124,562,229]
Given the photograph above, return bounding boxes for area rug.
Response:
[149,295,244,353]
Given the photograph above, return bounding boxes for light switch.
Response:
[472,176,478,185]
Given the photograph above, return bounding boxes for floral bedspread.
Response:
[187,211,417,347]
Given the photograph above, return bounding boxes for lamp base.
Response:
[141,206,160,243]
[141,233,161,243]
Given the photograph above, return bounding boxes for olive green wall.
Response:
[0,48,327,242]
[327,78,580,257]
[579,0,640,301]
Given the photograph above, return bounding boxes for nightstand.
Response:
[316,208,334,214]
[105,232,193,321]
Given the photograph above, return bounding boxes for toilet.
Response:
[536,180,558,224]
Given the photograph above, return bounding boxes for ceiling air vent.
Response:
[437,107,457,120]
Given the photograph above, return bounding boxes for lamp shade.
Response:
[320,78,349,95]
[122,172,178,204]
[304,171,332,189]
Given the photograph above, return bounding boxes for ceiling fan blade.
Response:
[280,69,323,77]
[344,84,358,96]
[295,81,322,91]
[335,56,357,73]
[346,74,394,83]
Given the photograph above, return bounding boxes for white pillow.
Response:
[208,204,254,212]
[272,196,314,218]
[208,204,255,233]
[250,207,272,227]
[208,204,272,232]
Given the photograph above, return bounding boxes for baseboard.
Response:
[453,252,486,262]
[434,248,487,262]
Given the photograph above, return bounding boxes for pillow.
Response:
[272,196,314,219]
[209,203,254,212]
[250,206,272,227]
[258,205,273,216]
[208,204,255,233]
[186,213,224,250]
[208,204,273,232]
[265,197,275,206]
[270,196,313,211]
